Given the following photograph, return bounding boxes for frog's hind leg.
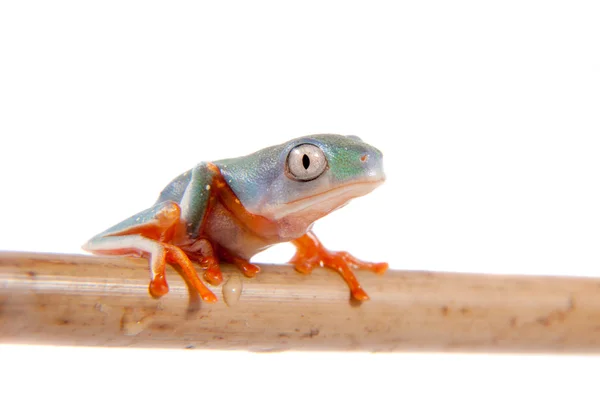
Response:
[83,234,170,295]
[217,246,261,278]
[183,240,261,285]
[82,201,217,302]
[183,238,223,286]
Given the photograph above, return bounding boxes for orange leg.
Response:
[184,239,224,286]
[218,246,261,277]
[200,256,223,286]
[147,247,169,298]
[290,231,388,301]
[163,244,217,303]
[84,201,218,303]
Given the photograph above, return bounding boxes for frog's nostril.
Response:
[360,154,369,163]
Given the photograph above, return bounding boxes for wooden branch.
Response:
[1,251,599,352]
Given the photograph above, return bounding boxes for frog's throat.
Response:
[266,179,384,221]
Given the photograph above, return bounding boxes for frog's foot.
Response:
[334,251,389,275]
[83,235,217,303]
[200,256,222,285]
[162,244,218,302]
[290,231,387,301]
[82,201,217,303]
[184,239,224,286]
[218,247,261,277]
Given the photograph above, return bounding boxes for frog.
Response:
[83,134,387,303]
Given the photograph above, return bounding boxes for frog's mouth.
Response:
[268,179,385,221]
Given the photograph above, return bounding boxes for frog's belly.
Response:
[203,202,281,259]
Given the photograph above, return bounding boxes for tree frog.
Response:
[83,134,387,302]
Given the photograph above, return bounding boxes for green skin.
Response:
[83,134,385,286]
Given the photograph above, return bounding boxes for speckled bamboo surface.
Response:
[1,251,599,352]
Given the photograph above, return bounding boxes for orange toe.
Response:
[204,266,223,285]
[149,274,169,298]
[351,287,370,301]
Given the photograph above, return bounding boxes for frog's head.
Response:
[221,134,385,234]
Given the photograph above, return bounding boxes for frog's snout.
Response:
[360,147,385,182]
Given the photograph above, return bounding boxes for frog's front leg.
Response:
[290,231,388,301]
[83,201,217,303]
[178,162,268,280]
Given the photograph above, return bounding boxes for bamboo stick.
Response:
[1,251,600,352]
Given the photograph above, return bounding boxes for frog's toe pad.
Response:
[238,262,260,277]
[201,257,223,285]
[372,262,389,274]
[149,274,169,298]
[351,287,370,301]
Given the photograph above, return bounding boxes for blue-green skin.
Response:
[85,134,385,262]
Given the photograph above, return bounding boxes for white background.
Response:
[1,1,599,399]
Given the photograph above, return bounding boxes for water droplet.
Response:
[121,309,155,336]
[222,274,243,307]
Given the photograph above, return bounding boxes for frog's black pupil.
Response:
[302,154,310,169]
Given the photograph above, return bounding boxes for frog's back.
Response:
[155,170,192,204]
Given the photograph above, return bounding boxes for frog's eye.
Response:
[286,143,328,181]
